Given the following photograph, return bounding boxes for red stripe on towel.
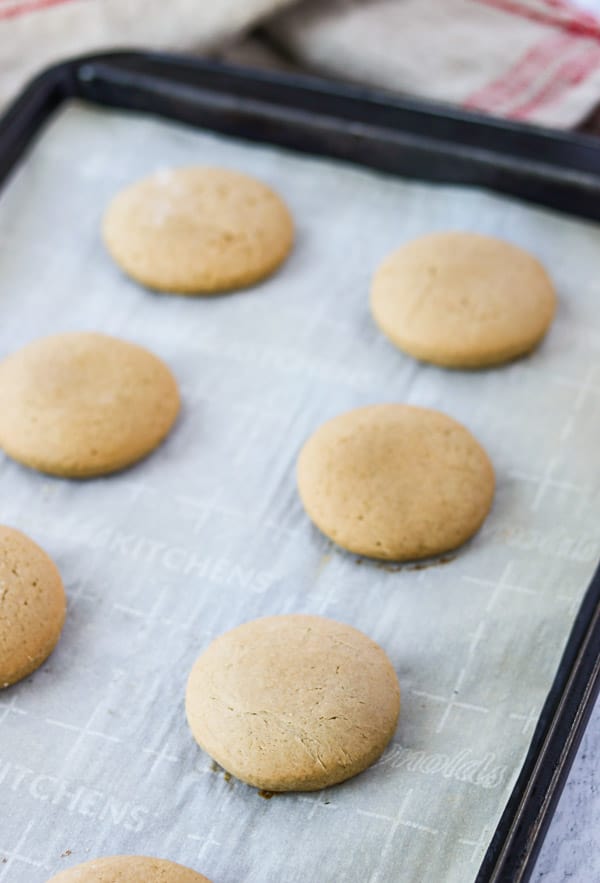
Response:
[464,33,576,112]
[0,0,81,21]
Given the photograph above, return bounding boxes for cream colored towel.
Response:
[267,0,600,127]
[0,0,292,108]
[3,0,600,127]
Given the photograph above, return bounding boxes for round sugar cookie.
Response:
[47,856,211,882]
[0,332,180,478]
[102,166,294,293]
[0,526,66,688]
[370,232,557,368]
[186,614,400,792]
[297,404,495,561]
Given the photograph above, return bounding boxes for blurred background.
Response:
[3,0,600,133]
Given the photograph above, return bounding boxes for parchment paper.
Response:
[0,102,599,883]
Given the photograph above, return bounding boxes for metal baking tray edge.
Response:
[0,50,599,883]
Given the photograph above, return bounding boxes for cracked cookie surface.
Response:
[0,525,66,688]
[297,404,495,561]
[47,855,211,882]
[185,614,400,791]
[103,166,294,294]
[370,231,556,367]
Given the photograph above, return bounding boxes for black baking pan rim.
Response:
[0,50,599,883]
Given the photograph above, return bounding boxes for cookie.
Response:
[370,232,556,367]
[0,332,180,478]
[186,614,400,792]
[297,404,494,560]
[0,526,66,688]
[102,166,294,293]
[47,855,211,882]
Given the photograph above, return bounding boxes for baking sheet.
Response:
[1,101,600,883]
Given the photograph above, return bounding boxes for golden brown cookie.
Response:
[0,526,66,688]
[297,404,494,560]
[186,614,400,792]
[47,855,211,882]
[370,232,556,367]
[102,166,294,293]
[0,332,180,478]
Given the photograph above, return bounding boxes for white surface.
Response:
[532,697,600,882]
[0,103,599,883]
